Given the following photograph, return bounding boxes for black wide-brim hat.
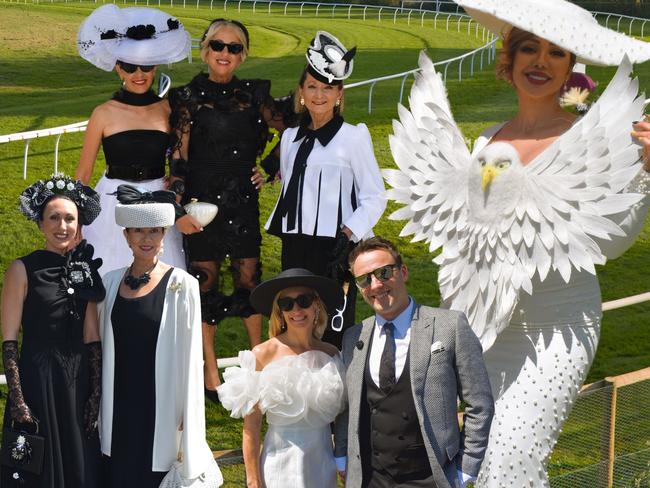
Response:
[250,268,343,317]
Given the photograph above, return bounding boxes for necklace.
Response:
[124,260,158,290]
[112,89,161,106]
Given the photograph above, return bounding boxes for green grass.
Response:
[1,1,650,484]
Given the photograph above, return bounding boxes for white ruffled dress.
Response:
[218,350,345,488]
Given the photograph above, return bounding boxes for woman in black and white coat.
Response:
[266,31,386,347]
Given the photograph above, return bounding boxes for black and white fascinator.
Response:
[77,4,191,72]
[19,174,101,225]
[306,31,356,85]
[113,185,177,229]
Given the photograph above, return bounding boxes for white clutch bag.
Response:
[159,457,223,488]
[183,199,218,227]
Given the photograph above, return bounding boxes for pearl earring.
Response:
[335,99,341,107]
[300,97,305,106]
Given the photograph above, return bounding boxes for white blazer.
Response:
[98,267,212,479]
[266,121,386,241]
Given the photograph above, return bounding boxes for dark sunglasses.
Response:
[209,40,244,54]
[117,61,155,73]
[277,293,316,312]
[355,264,400,289]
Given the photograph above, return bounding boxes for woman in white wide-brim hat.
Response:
[98,185,221,488]
[451,1,650,486]
[75,4,200,276]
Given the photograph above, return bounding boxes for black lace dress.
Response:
[169,73,273,324]
[0,249,104,488]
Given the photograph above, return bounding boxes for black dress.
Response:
[169,74,273,324]
[0,250,104,488]
[103,268,173,488]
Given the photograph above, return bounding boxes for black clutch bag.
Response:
[1,421,45,475]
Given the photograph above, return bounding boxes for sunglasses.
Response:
[209,40,244,54]
[354,264,400,289]
[117,61,155,73]
[277,293,316,312]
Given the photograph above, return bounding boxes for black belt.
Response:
[106,165,165,181]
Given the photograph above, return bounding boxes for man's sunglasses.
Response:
[117,61,155,73]
[277,293,316,312]
[354,264,400,289]
[209,40,244,54]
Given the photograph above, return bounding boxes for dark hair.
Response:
[293,65,344,124]
[38,195,76,222]
[348,236,403,270]
[496,27,576,83]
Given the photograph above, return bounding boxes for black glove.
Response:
[327,231,353,283]
[84,341,102,438]
[2,341,36,424]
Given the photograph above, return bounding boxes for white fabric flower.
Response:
[46,181,54,189]
[217,350,260,418]
[66,182,75,191]
[56,179,65,189]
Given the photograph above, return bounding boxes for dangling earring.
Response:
[300,97,305,106]
[335,99,341,107]
[157,243,164,258]
[280,318,287,332]
[314,309,320,325]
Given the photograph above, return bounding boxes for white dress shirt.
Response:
[369,298,414,386]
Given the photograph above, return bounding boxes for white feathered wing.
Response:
[384,52,646,350]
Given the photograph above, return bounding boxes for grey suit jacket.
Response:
[334,304,494,488]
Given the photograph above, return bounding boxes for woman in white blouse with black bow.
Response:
[266,31,386,347]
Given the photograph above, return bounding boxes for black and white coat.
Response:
[266,119,386,241]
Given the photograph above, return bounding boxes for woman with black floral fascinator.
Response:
[97,185,221,488]
[76,4,196,276]
[0,174,104,487]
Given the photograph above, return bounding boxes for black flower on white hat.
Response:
[306,31,356,85]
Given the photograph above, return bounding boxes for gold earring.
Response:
[300,97,305,106]
[335,99,341,107]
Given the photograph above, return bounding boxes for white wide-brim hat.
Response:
[455,0,650,66]
[78,4,191,72]
[115,203,175,228]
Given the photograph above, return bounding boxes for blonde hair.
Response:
[268,288,329,339]
[200,20,249,63]
[496,27,576,83]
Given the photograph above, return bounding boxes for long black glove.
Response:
[2,341,35,424]
[84,341,102,438]
[327,231,353,283]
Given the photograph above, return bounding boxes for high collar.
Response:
[294,115,344,147]
[194,72,240,93]
[112,88,161,106]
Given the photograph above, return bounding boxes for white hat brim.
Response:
[115,203,175,228]
[457,0,650,66]
[78,4,190,72]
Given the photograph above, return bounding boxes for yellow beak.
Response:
[481,165,498,191]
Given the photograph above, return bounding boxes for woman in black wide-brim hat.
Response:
[1,174,104,487]
[217,269,346,488]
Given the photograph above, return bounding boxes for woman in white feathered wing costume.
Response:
[383,0,650,485]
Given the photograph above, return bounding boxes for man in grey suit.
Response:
[334,237,494,488]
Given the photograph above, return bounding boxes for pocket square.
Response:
[430,341,445,353]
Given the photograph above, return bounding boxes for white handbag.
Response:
[159,457,223,488]
[183,199,218,227]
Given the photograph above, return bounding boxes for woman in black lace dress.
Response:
[1,175,104,488]
[169,18,284,400]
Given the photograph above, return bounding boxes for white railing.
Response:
[591,11,650,38]
[0,290,647,382]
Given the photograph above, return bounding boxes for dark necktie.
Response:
[280,133,315,232]
[379,322,396,392]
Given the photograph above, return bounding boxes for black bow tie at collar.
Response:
[111,184,177,205]
[293,115,344,146]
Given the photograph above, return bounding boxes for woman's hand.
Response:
[251,167,264,191]
[176,214,203,234]
[632,116,650,170]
